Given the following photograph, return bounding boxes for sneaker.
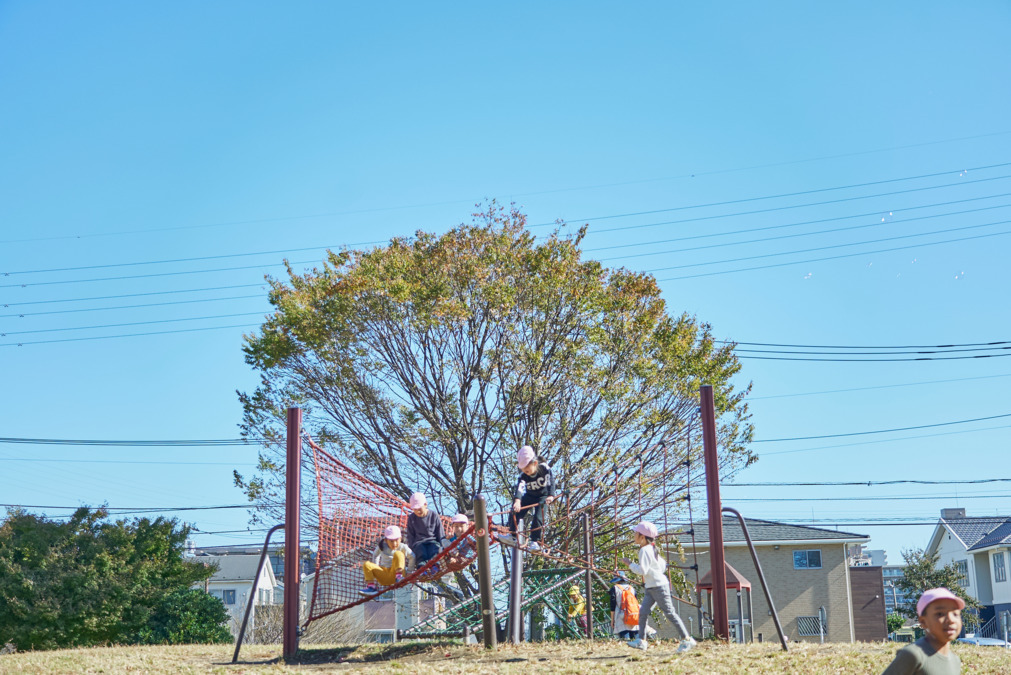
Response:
[627,637,647,651]
[676,637,697,653]
[359,584,379,596]
[527,542,541,552]
[394,572,404,584]
[497,534,517,547]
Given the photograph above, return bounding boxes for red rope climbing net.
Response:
[304,437,486,625]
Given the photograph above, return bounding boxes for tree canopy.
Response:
[238,205,754,560]
[895,547,981,627]
[0,508,228,650]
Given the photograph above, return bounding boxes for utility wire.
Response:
[0,312,266,336]
[0,322,259,347]
[0,294,265,319]
[535,162,1011,227]
[726,478,1011,487]
[0,437,259,446]
[584,192,1011,252]
[749,372,1011,400]
[753,412,1011,443]
[646,217,1011,274]
[658,226,1011,281]
[2,283,267,307]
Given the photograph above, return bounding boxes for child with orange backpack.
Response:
[609,573,640,640]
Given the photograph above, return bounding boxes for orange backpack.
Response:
[619,585,640,627]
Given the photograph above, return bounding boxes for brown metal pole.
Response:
[473,495,497,650]
[233,523,284,663]
[700,385,729,641]
[582,513,593,639]
[283,407,302,660]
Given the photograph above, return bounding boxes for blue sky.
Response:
[1,2,1010,564]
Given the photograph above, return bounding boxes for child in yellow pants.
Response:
[360,525,416,594]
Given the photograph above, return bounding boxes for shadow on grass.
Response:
[284,640,462,665]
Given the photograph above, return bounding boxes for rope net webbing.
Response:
[305,437,485,626]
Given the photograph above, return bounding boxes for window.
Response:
[995,552,1007,583]
[954,560,969,587]
[793,550,822,569]
[222,589,236,605]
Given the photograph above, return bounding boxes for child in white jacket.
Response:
[621,521,696,653]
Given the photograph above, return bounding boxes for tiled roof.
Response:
[673,516,867,544]
[942,517,1011,550]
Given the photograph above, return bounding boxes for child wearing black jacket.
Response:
[498,445,554,551]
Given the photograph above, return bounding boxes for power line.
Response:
[0,437,258,447]
[0,259,320,290]
[759,423,1011,457]
[732,340,1011,350]
[658,226,1011,281]
[0,312,266,336]
[753,412,1011,443]
[726,478,1011,487]
[749,373,1011,400]
[6,139,1008,244]
[584,191,1011,253]
[582,172,1011,235]
[646,217,1011,274]
[0,322,259,347]
[536,162,1011,227]
[737,345,1010,357]
[0,457,257,466]
[728,494,1011,503]
[0,294,265,319]
[598,201,1011,261]
[2,283,267,307]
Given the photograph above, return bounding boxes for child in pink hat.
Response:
[882,587,964,674]
[360,524,416,595]
[621,521,695,653]
[406,491,444,569]
[497,446,554,552]
[441,513,476,562]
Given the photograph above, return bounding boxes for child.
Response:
[567,585,589,633]
[620,521,695,653]
[360,525,416,595]
[882,587,963,674]
[497,445,555,552]
[441,513,475,558]
[406,492,444,568]
[609,573,640,640]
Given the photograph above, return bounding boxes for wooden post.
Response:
[473,496,497,650]
[700,385,729,640]
[283,407,302,660]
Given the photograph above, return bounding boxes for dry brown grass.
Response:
[1,639,1010,674]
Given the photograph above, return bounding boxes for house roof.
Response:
[698,561,751,590]
[197,554,275,584]
[674,516,868,544]
[942,517,1011,551]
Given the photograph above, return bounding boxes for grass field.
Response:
[2,639,1010,674]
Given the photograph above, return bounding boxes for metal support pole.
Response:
[232,523,284,663]
[509,519,524,643]
[473,496,497,650]
[582,513,593,639]
[283,407,302,660]
[722,506,788,651]
[737,590,744,643]
[700,385,729,641]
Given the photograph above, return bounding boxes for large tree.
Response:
[895,547,981,628]
[0,508,223,650]
[237,204,754,565]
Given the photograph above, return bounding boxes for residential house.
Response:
[193,554,278,637]
[673,516,875,643]
[925,507,1011,624]
[195,544,315,604]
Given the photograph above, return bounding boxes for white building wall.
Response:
[935,527,977,599]
[990,549,1011,606]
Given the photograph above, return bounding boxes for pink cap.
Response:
[517,445,536,469]
[633,521,659,539]
[917,588,965,616]
[450,514,469,524]
[409,492,427,510]
[384,525,402,540]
